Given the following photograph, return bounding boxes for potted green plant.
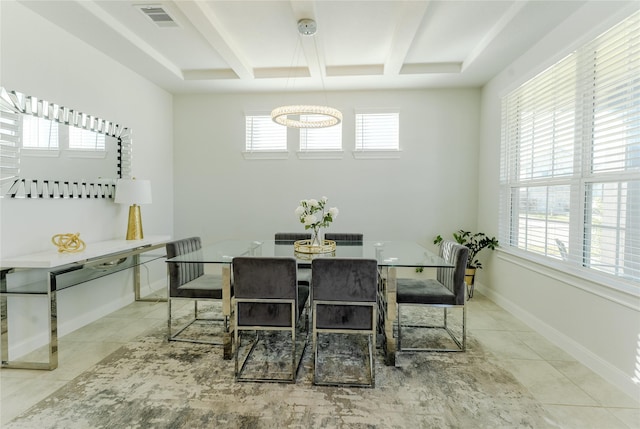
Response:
[433,230,499,296]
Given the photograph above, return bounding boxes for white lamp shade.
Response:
[115,179,152,205]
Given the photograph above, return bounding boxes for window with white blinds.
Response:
[299,115,342,151]
[500,10,640,284]
[245,115,287,151]
[69,126,106,150]
[22,116,59,149]
[355,112,399,151]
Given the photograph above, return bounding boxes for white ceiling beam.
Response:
[384,1,431,76]
[462,0,529,72]
[327,64,384,77]
[400,62,462,74]
[74,0,184,80]
[173,0,254,80]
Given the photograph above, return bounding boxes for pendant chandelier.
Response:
[271,19,342,129]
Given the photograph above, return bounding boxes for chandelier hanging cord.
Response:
[271,18,342,128]
[314,34,334,112]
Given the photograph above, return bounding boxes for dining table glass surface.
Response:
[165,239,452,268]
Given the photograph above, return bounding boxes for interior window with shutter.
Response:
[299,114,342,151]
[500,10,640,286]
[244,115,288,159]
[68,126,105,150]
[355,112,399,154]
[22,116,59,149]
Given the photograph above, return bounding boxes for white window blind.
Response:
[22,116,59,149]
[355,112,399,150]
[245,115,286,151]
[500,10,640,284]
[69,126,105,150]
[299,115,342,151]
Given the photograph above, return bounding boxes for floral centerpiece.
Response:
[295,196,339,249]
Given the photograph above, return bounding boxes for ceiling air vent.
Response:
[136,5,179,28]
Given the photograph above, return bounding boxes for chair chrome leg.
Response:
[397,304,402,351]
[396,303,466,352]
[167,298,172,341]
[369,333,375,388]
[168,299,226,345]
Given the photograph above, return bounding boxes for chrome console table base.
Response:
[1,240,167,370]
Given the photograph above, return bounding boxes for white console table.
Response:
[0,235,170,370]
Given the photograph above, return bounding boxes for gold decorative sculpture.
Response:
[51,233,86,253]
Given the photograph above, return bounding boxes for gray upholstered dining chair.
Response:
[274,232,312,329]
[396,240,469,352]
[232,256,309,383]
[311,258,378,387]
[274,232,312,285]
[274,232,312,243]
[324,232,363,243]
[166,237,228,345]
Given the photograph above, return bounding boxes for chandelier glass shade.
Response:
[271,105,342,128]
[271,19,341,129]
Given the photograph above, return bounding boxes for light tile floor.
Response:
[1,291,639,428]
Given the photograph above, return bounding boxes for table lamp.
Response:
[114,178,152,240]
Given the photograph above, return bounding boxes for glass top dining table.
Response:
[166,239,451,268]
[166,239,452,366]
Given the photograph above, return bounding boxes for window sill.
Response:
[296,150,344,160]
[352,150,401,159]
[65,149,107,159]
[242,151,289,160]
[21,148,60,158]
[496,247,640,308]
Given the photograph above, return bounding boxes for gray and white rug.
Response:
[6,323,555,428]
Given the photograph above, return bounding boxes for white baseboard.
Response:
[476,282,640,401]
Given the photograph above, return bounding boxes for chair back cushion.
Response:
[437,241,469,305]
[274,233,313,270]
[166,237,204,288]
[233,257,298,327]
[274,232,311,244]
[312,258,377,330]
[312,258,377,302]
[324,233,363,243]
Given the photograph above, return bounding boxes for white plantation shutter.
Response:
[69,126,106,150]
[22,116,59,149]
[299,115,342,151]
[245,115,286,151]
[500,10,640,284]
[355,112,399,150]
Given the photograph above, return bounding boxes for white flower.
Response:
[296,196,338,232]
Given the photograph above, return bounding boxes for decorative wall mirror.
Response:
[0,88,131,198]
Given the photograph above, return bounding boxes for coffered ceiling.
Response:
[19,0,595,94]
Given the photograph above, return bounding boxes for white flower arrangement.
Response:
[295,196,338,244]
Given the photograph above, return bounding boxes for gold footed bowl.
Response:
[293,239,336,254]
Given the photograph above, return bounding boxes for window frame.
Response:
[243,113,289,160]
[297,114,344,159]
[353,110,401,159]
[499,10,640,293]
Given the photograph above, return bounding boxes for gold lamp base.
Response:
[126,204,144,240]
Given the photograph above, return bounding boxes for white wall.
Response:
[173,89,480,246]
[477,1,640,399]
[0,1,173,356]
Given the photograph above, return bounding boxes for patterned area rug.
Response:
[6,323,555,428]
